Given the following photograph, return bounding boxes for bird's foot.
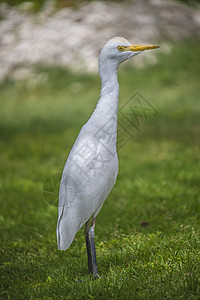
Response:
[92,273,101,280]
[75,273,101,283]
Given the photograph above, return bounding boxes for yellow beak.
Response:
[125,44,160,52]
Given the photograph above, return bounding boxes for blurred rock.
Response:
[0,0,199,82]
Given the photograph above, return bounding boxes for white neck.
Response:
[83,60,120,152]
[91,60,119,121]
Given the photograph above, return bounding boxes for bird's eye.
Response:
[117,46,125,52]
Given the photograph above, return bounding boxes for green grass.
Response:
[0,42,200,299]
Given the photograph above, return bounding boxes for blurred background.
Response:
[0,0,200,80]
[0,0,200,299]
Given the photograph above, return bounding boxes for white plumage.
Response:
[56,37,159,276]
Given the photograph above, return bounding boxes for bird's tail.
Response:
[57,205,82,251]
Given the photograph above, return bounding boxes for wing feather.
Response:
[57,129,118,250]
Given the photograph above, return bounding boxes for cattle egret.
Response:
[57,37,159,277]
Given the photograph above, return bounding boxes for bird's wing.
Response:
[57,130,118,250]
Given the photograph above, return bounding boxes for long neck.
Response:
[94,61,119,119]
[85,61,119,151]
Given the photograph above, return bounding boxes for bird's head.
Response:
[99,37,159,69]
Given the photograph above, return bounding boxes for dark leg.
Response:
[84,220,93,273]
[84,217,99,278]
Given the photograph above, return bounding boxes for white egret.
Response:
[57,37,159,277]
